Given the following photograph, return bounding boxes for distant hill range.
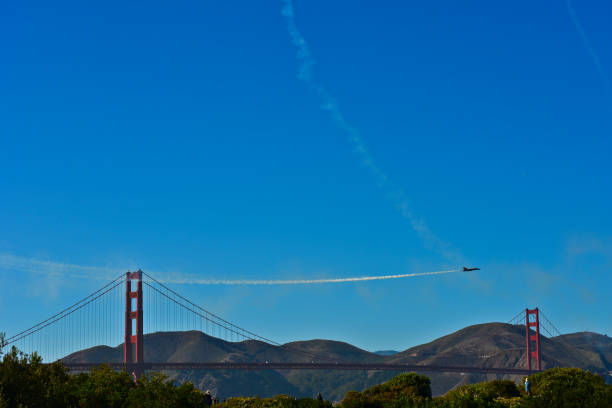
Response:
[63,322,612,400]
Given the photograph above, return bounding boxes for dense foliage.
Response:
[341,373,432,408]
[1,344,610,408]
[338,367,611,408]
[218,395,332,408]
[0,346,206,408]
[520,367,612,408]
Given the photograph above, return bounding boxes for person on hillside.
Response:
[204,390,212,407]
[524,377,531,396]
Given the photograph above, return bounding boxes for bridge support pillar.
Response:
[125,270,144,379]
[525,308,541,371]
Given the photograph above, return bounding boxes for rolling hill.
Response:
[62,322,611,400]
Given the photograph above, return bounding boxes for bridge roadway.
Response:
[62,362,538,375]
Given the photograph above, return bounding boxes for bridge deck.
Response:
[62,362,538,375]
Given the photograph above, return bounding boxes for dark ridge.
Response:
[62,323,611,399]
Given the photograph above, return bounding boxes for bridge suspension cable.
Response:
[142,271,280,346]
[538,310,563,338]
[537,310,579,357]
[142,272,334,362]
[3,273,126,362]
[4,272,125,347]
[6,271,574,374]
[507,310,526,326]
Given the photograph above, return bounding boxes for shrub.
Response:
[341,372,432,408]
[219,395,332,408]
[522,367,612,408]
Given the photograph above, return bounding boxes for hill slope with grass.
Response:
[63,323,611,400]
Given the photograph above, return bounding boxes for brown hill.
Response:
[555,332,612,372]
[383,323,611,395]
[62,323,611,400]
[390,323,594,368]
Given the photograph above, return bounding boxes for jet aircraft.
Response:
[463,267,480,272]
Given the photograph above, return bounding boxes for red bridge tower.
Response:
[124,270,144,378]
[525,308,541,371]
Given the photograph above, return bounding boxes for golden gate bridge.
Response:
[2,270,559,378]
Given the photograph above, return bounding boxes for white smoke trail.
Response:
[281,0,462,262]
[152,269,464,285]
[0,253,467,285]
[0,253,121,280]
[565,0,610,93]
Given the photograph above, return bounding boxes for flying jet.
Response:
[463,267,480,272]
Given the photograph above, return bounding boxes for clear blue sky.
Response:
[1,0,611,352]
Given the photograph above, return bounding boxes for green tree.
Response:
[126,372,207,408]
[219,395,332,408]
[0,347,47,407]
[440,379,521,408]
[0,345,216,408]
[127,372,178,408]
[341,372,432,408]
[72,365,134,408]
[0,346,74,407]
[521,367,612,408]
[172,380,207,407]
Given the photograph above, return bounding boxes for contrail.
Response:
[565,0,610,93]
[280,0,462,262]
[0,253,467,285]
[0,253,121,280]
[153,269,464,285]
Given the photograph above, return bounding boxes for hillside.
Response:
[555,332,612,371]
[62,323,611,400]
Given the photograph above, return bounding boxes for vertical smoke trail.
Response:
[281,0,462,261]
[565,0,611,93]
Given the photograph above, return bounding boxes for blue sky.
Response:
[1,0,611,353]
